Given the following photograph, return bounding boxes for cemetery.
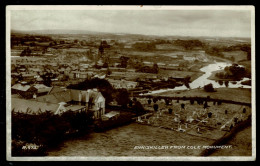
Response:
[135,97,251,140]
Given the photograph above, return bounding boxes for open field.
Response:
[151,88,251,103]
[159,70,205,82]
[108,70,204,82]
[47,123,215,156]
[221,51,248,62]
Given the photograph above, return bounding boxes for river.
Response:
[144,62,251,95]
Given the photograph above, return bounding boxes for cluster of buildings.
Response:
[12,87,106,119]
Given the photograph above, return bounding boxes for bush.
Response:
[148,99,152,105]
[168,108,173,114]
[190,99,194,105]
[204,83,215,92]
[153,104,159,112]
[116,89,130,108]
[181,103,185,109]
[11,110,94,155]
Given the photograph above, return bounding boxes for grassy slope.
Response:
[210,126,252,156]
[47,123,214,156]
[153,88,251,103]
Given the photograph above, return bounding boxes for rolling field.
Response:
[47,123,214,156]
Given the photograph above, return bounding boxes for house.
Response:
[69,71,92,80]
[33,84,53,96]
[11,84,38,99]
[35,89,106,119]
[102,111,120,121]
[106,79,138,90]
[11,97,87,115]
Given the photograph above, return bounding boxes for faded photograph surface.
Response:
[6,6,255,161]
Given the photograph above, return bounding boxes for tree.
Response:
[224,81,229,87]
[153,104,159,112]
[204,83,215,92]
[129,100,133,107]
[148,99,152,105]
[243,108,246,113]
[164,98,169,105]
[67,78,114,104]
[133,100,145,115]
[181,103,185,109]
[208,112,212,118]
[98,42,104,56]
[203,102,209,109]
[152,63,159,74]
[41,73,52,87]
[218,80,223,86]
[106,68,112,75]
[116,89,130,108]
[190,99,194,105]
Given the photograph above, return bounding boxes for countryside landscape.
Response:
[8,7,254,159]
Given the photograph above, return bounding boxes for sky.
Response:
[10,8,252,38]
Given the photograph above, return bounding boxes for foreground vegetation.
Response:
[12,110,94,156]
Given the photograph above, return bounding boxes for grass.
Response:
[221,51,248,62]
[47,123,215,156]
[151,88,251,103]
[210,126,252,156]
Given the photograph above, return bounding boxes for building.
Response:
[106,79,138,90]
[11,84,38,99]
[11,97,86,115]
[35,89,105,119]
[69,71,93,80]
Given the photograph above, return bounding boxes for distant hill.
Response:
[11,29,109,35]
[11,29,250,43]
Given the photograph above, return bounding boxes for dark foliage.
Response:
[116,88,130,108]
[67,78,114,103]
[190,99,194,105]
[119,56,130,68]
[12,110,94,156]
[174,39,204,50]
[133,100,145,115]
[204,83,215,92]
[148,99,152,105]
[153,104,159,112]
[168,108,173,114]
[216,64,248,81]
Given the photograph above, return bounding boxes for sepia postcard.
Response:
[6,5,255,161]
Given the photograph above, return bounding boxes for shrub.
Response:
[190,99,194,105]
[148,99,152,105]
[181,103,185,109]
[168,108,173,114]
[153,104,159,112]
[204,83,215,92]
